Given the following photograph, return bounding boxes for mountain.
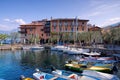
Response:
[0,29,18,34]
[0,30,10,34]
[103,22,120,29]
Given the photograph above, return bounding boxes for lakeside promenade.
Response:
[0,44,22,50]
[0,44,120,51]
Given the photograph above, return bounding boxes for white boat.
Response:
[51,45,68,52]
[52,69,117,80]
[22,46,31,50]
[82,52,101,56]
[30,45,44,50]
[67,48,89,55]
[52,69,79,80]
[33,69,76,80]
[82,70,119,80]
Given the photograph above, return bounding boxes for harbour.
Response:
[0,47,120,80]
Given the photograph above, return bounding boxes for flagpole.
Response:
[50,17,52,45]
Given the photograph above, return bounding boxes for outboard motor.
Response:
[50,66,56,71]
[20,75,25,80]
[35,68,41,73]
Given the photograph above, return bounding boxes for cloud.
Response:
[94,4,120,11]
[3,18,26,24]
[1,18,26,31]
[90,0,104,7]
[102,17,120,26]
[14,19,26,24]
[87,12,102,17]
[4,18,10,22]
[88,1,120,17]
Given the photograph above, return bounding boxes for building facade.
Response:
[19,18,89,44]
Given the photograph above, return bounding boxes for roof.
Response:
[51,18,89,22]
[20,23,44,26]
[88,27,102,31]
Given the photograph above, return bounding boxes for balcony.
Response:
[18,30,27,34]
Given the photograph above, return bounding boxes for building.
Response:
[19,18,89,44]
[88,25,103,44]
[88,26,102,31]
[19,19,50,44]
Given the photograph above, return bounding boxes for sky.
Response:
[0,0,120,31]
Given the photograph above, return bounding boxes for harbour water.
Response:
[0,49,120,80]
[0,49,71,80]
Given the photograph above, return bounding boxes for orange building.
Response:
[19,18,89,44]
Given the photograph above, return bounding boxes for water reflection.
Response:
[0,49,70,80]
[20,49,69,71]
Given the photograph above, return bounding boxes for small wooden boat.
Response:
[33,68,76,80]
[87,66,112,73]
[52,69,79,80]
[65,60,87,72]
[64,60,115,73]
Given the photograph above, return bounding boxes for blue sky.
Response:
[0,0,120,31]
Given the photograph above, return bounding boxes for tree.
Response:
[29,34,40,44]
[0,34,8,45]
[10,32,20,44]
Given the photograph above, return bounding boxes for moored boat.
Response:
[82,70,119,80]
[33,68,77,80]
[64,59,116,74]
[30,45,44,50]
[20,75,34,80]
[65,60,87,72]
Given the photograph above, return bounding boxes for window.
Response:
[41,29,44,31]
[30,28,32,31]
[64,21,68,27]
[82,26,84,31]
[47,33,50,36]
[71,27,74,31]
[54,26,56,31]
[59,22,62,27]
[82,22,84,24]
[65,28,67,31]
[77,27,78,31]
[72,21,75,27]
[53,22,57,27]
[60,27,62,31]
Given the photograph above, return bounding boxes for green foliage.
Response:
[10,32,20,44]
[29,34,40,44]
[103,27,120,44]
[0,34,8,45]
[0,34,8,40]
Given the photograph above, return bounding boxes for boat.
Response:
[22,46,31,50]
[66,48,89,55]
[82,51,101,57]
[82,70,119,80]
[51,68,119,80]
[51,45,68,52]
[30,45,44,50]
[64,59,116,73]
[87,59,117,73]
[33,68,76,80]
[51,69,79,80]
[65,60,88,72]
[20,75,34,80]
